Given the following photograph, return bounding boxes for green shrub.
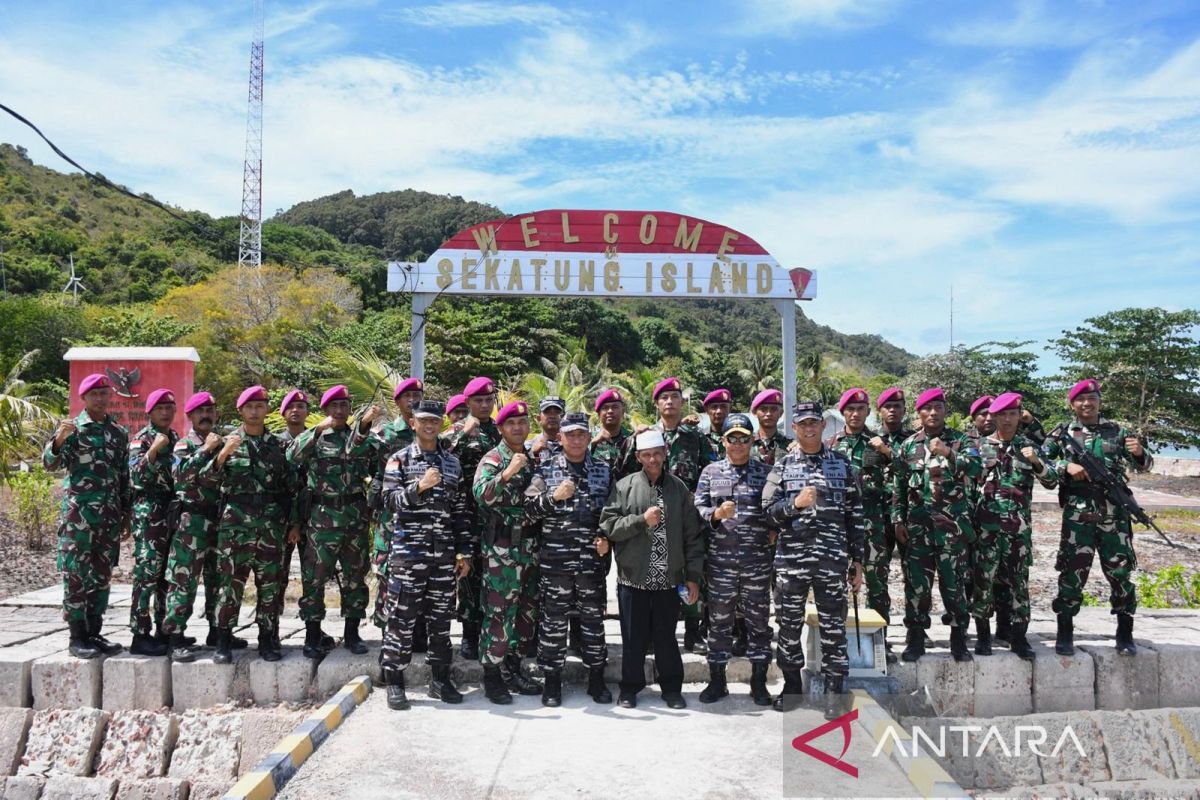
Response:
[7,466,57,551]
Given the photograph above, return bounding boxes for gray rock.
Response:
[1093,709,1177,781]
[1153,643,1200,708]
[18,708,110,778]
[973,651,1033,717]
[93,711,177,779]
[1034,710,1110,785]
[166,710,241,784]
[0,708,33,776]
[102,655,172,712]
[1030,642,1095,712]
[1080,642,1160,711]
[113,777,191,800]
[31,652,104,710]
[41,776,117,799]
[3,775,46,800]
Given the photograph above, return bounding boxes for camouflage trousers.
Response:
[537,569,607,671]
[863,498,908,625]
[57,493,122,624]
[1052,501,1137,617]
[160,503,221,635]
[214,520,285,631]
[904,510,972,630]
[480,539,539,666]
[379,556,457,675]
[970,511,1033,624]
[706,558,772,665]
[370,517,392,628]
[775,561,849,677]
[128,498,177,636]
[299,498,370,623]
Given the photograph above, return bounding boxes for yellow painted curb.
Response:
[276,732,314,766]
[224,770,275,800]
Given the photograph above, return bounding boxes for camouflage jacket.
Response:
[763,446,865,567]
[287,424,373,503]
[977,433,1058,521]
[172,429,221,509]
[443,417,501,511]
[695,458,774,564]
[474,441,537,546]
[524,452,614,573]
[129,424,179,502]
[531,433,563,466]
[705,430,726,461]
[826,427,889,504]
[381,441,472,563]
[367,417,414,511]
[890,427,982,524]
[1042,419,1152,510]
[655,420,717,491]
[590,425,634,478]
[752,430,792,466]
[42,410,131,512]
[200,429,298,526]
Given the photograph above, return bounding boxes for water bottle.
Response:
[676,584,691,604]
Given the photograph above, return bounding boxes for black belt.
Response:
[226,492,287,507]
[311,493,366,510]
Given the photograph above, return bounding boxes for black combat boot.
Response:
[749,662,772,706]
[385,670,410,711]
[412,616,428,654]
[900,627,925,662]
[169,633,196,663]
[429,665,463,704]
[683,618,703,653]
[343,619,368,655]
[459,621,480,661]
[87,614,123,655]
[1115,613,1137,656]
[699,663,729,704]
[130,632,169,657]
[1009,624,1035,661]
[503,653,542,695]
[541,670,562,707]
[974,617,993,656]
[68,620,101,660]
[213,628,234,664]
[258,623,281,662]
[207,626,248,649]
[483,663,513,705]
[303,621,325,659]
[567,616,582,657]
[823,675,849,721]
[1055,613,1075,656]
[731,617,748,657]
[949,626,973,662]
[587,666,612,704]
[773,668,805,712]
[994,606,1012,647]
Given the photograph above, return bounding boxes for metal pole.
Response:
[410,292,433,379]
[774,298,796,414]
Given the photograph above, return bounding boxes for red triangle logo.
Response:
[791,708,859,778]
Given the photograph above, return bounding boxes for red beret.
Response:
[594,388,624,411]
[970,395,995,417]
[279,389,308,416]
[320,384,350,409]
[463,376,495,397]
[750,389,783,411]
[446,394,467,414]
[78,373,111,398]
[393,377,424,400]
[237,385,269,409]
[1068,379,1100,402]
[837,388,869,412]
[988,392,1022,414]
[184,392,215,414]
[915,387,945,409]
[702,388,731,407]
[876,387,904,408]
[144,389,175,414]
[652,377,682,401]
[495,400,528,426]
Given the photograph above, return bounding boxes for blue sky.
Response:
[1,0,1198,366]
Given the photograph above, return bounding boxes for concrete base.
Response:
[0,641,67,708]
[18,708,110,778]
[314,645,381,699]
[972,651,1033,717]
[32,652,104,709]
[94,711,177,779]
[3,775,46,800]
[102,655,172,711]
[1153,643,1200,708]
[248,647,313,704]
[1080,642,1160,710]
[0,708,33,777]
[1094,709,1179,781]
[42,775,118,799]
[169,653,251,710]
[114,778,191,800]
[1031,642,1096,712]
[166,711,242,785]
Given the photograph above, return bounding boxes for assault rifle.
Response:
[1052,428,1175,548]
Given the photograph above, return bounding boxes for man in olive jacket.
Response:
[600,430,705,710]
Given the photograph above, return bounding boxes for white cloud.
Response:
[737,0,899,34]
[394,2,580,29]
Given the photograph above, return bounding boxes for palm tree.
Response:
[796,351,841,406]
[514,337,614,414]
[318,345,405,420]
[0,351,60,481]
[738,342,781,392]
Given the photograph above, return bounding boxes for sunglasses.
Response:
[724,435,752,445]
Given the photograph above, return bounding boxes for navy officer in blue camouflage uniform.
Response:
[763,401,865,719]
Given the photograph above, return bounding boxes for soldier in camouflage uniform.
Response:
[161,392,241,662]
[530,396,565,465]
[443,376,501,660]
[750,389,792,466]
[278,390,311,604]
[202,385,300,663]
[763,402,865,719]
[288,385,381,658]
[891,388,982,663]
[1044,379,1152,657]
[590,388,634,479]
[694,413,774,707]
[971,393,1057,660]
[446,394,468,424]
[127,389,180,656]
[44,373,130,659]
[378,400,473,711]
[473,400,543,704]
[869,387,915,656]
[961,395,994,644]
[524,412,615,706]
[367,378,421,635]
[699,388,733,459]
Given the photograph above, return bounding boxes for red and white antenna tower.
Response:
[237,0,264,269]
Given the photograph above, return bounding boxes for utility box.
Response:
[804,606,888,678]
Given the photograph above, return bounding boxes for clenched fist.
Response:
[418,467,442,493]
[553,478,576,501]
[928,437,950,458]
[1020,445,1041,467]
[501,452,528,481]
[54,419,77,447]
[594,536,609,557]
[714,500,736,522]
[203,433,224,452]
[793,486,818,509]
[643,505,664,527]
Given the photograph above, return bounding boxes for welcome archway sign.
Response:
[388,209,817,411]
